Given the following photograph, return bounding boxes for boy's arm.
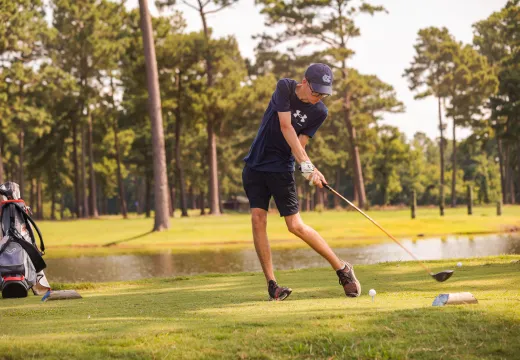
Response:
[278,111,309,164]
[279,112,327,187]
[298,134,309,149]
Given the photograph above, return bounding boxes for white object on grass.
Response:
[368,289,376,302]
[432,292,478,306]
[457,262,462,267]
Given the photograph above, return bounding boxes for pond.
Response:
[45,233,520,283]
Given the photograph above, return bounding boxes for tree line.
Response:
[0,0,518,228]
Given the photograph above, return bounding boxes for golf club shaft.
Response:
[324,184,433,275]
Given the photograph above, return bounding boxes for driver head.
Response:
[432,270,454,282]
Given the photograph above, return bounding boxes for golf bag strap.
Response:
[21,208,45,254]
[7,202,45,254]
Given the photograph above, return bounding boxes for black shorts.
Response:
[242,166,299,217]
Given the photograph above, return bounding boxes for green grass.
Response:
[1,256,519,359]
[38,206,520,258]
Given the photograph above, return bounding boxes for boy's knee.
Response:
[251,211,267,227]
[287,220,305,237]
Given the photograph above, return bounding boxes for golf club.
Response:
[323,184,454,282]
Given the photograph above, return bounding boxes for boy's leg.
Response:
[251,208,292,300]
[265,171,343,270]
[251,208,275,282]
[243,166,292,300]
[266,170,361,298]
[284,213,361,297]
[284,213,344,270]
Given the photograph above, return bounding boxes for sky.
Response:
[128,0,508,141]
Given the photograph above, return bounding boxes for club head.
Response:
[431,270,454,282]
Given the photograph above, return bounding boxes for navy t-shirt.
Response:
[244,79,328,172]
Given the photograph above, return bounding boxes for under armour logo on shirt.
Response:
[293,110,307,126]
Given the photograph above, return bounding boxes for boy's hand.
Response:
[299,161,327,188]
[310,169,327,188]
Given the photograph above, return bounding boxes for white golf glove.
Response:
[299,161,317,185]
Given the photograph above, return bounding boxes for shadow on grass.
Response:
[102,230,154,247]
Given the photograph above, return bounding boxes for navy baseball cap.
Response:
[305,63,333,95]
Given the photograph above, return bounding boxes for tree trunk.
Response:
[168,148,174,217]
[175,73,189,217]
[60,194,65,220]
[30,179,35,208]
[304,183,311,211]
[4,163,9,184]
[343,91,366,209]
[72,122,80,218]
[19,130,24,198]
[411,190,417,219]
[353,179,359,204]
[517,143,520,204]
[139,0,171,230]
[218,177,224,214]
[145,173,151,218]
[37,178,42,220]
[497,137,506,203]
[207,123,220,215]
[504,145,513,204]
[101,193,108,215]
[467,185,473,215]
[438,97,445,216]
[382,179,388,206]
[334,169,341,208]
[315,187,324,209]
[200,191,206,215]
[113,120,128,219]
[198,9,221,216]
[189,186,195,209]
[166,114,175,218]
[81,125,89,217]
[451,122,457,207]
[87,111,98,217]
[509,163,516,205]
[0,135,4,184]
[170,182,175,217]
[136,176,144,215]
[97,184,104,215]
[323,188,329,209]
[51,185,56,220]
[504,145,510,203]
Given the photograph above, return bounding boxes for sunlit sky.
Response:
[127,0,507,141]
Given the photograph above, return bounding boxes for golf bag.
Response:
[0,182,50,298]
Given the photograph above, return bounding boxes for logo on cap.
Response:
[322,74,331,83]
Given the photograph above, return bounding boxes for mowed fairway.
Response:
[38,206,520,258]
[0,256,518,359]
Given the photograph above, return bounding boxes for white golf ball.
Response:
[457,262,462,267]
[368,289,376,297]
